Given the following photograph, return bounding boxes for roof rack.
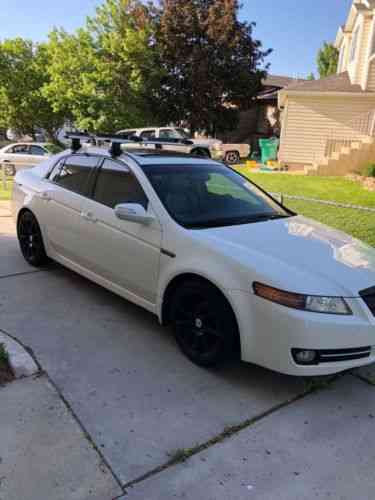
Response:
[65,132,94,152]
[65,132,195,158]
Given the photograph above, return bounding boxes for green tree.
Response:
[317,42,339,79]
[154,0,270,135]
[44,0,160,132]
[307,72,315,80]
[0,38,65,141]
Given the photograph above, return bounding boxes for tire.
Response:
[17,211,49,267]
[225,151,240,164]
[192,148,211,159]
[170,279,239,367]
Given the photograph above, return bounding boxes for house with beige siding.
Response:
[278,0,375,174]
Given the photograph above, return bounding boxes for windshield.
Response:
[144,164,292,229]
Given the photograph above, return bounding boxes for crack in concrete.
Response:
[0,269,45,280]
[0,326,126,497]
[46,375,126,496]
[0,318,352,495]
[121,373,344,493]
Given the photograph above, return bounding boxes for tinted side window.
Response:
[93,159,148,209]
[140,130,156,140]
[118,130,136,139]
[11,145,29,154]
[48,159,65,181]
[53,155,98,195]
[159,129,175,139]
[29,145,47,156]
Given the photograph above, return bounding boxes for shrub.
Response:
[363,163,375,178]
[0,343,8,364]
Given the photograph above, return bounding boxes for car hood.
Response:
[197,215,375,297]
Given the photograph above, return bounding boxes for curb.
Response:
[0,330,39,378]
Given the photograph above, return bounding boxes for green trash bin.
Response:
[259,138,279,164]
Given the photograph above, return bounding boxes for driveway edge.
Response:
[0,329,39,378]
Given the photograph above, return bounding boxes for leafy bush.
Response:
[0,343,8,364]
[363,163,375,178]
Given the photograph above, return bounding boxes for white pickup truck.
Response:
[116,127,250,164]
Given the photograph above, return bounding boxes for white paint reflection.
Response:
[287,219,374,270]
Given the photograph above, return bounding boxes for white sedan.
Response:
[0,142,61,175]
[11,145,375,376]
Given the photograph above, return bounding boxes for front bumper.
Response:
[228,290,375,376]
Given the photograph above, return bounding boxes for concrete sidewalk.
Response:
[0,376,123,500]
[1,213,375,499]
[125,375,375,500]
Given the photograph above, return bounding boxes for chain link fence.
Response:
[272,193,375,213]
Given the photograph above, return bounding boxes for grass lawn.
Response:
[1,170,374,247]
[236,170,375,248]
[0,179,12,200]
[240,171,375,208]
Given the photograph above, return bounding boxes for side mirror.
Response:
[114,203,154,225]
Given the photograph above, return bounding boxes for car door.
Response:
[158,129,190,154]
[80,158,162,305]
[3,144,30,172]
[140,129,157,141]
[27,145,50,165]
[43,154,100,264]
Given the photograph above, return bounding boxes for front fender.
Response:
[156,254,244,325]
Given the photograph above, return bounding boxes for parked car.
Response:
[0,142,62,176]
[11,142,375,376]
[116,127,250,164]
[116,126,217,159]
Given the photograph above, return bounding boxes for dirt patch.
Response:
[0,361,14,385]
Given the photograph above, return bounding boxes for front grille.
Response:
[318,346,371,363]
[360,287,375,316]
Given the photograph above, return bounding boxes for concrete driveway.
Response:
[1,205,375,499]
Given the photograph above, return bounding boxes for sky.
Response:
[0,0,353,78]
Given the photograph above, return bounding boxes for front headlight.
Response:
[253,282,352,315]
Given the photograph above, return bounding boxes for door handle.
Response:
[81,211,97,223]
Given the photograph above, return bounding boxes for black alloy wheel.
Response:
[17,211,48,267]
[225,151,240,164]
[170,280,238,367]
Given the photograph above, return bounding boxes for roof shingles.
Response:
[284,71,369,93]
